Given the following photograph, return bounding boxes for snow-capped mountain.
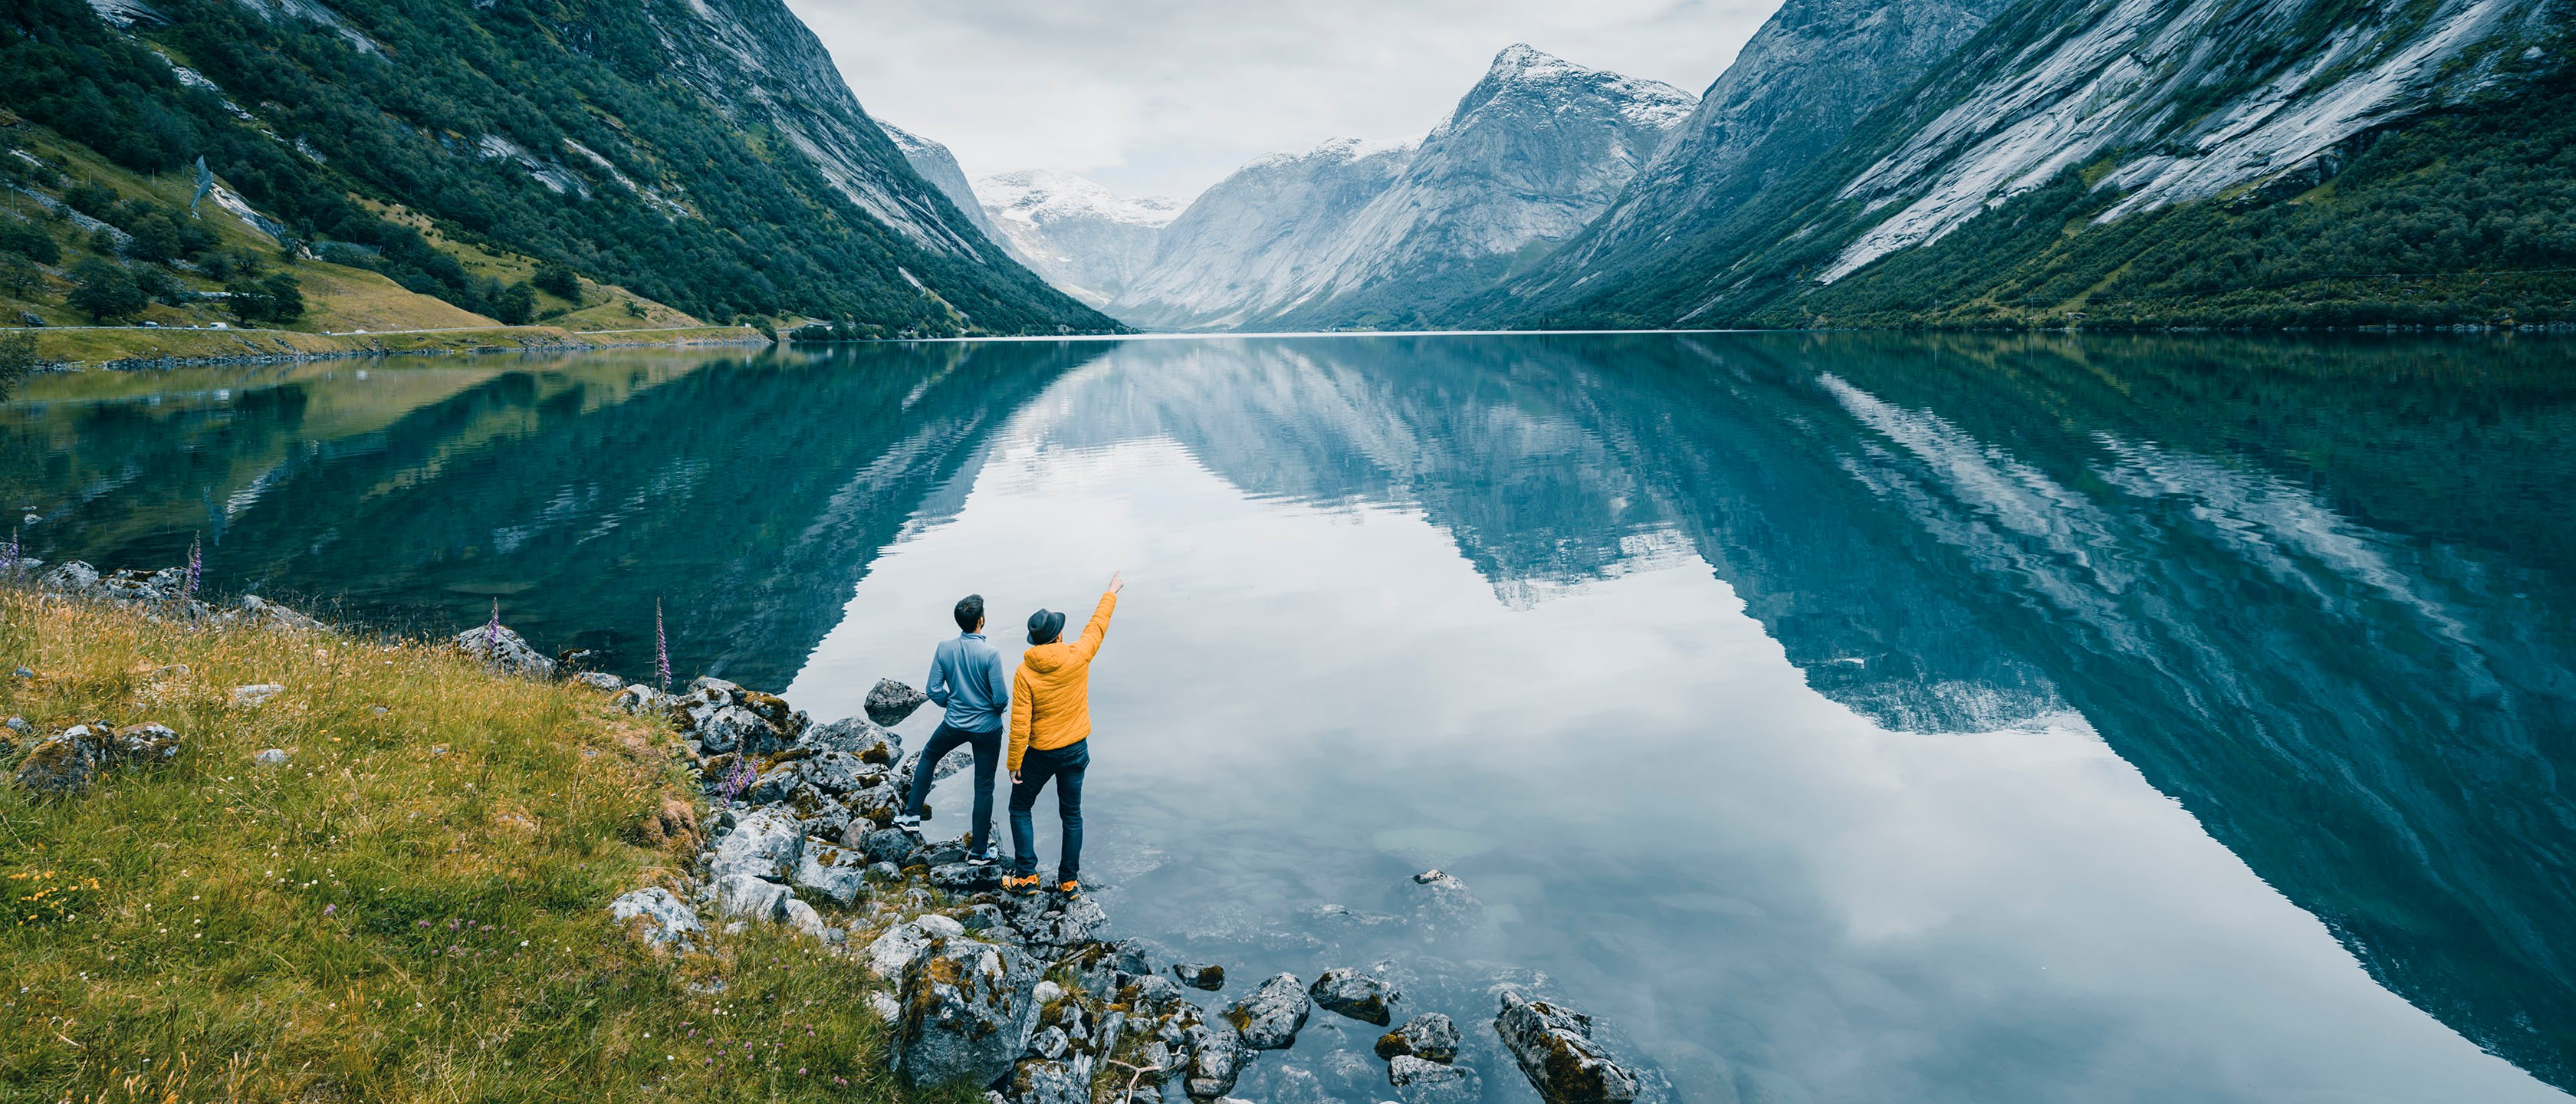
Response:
[1106,139,1418,332]
[878,120,1005,245]
[971,169,1183,307]
[1109,44,1694,331]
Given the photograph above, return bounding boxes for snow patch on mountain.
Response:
[879,120,1004,245]
[969,169,1182,307]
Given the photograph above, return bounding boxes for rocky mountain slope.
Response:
[1109,45,1694,331]
[878,120,1007,246]
[3,0,1112,336]
[971,169,1181,308]
[1494,0,2018,310]
[1484,0,2575,329]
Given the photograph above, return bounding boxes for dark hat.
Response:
[1027,608,1067,646]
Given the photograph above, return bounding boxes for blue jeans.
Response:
[1008,740,1088,881]
[904,721,1001,853]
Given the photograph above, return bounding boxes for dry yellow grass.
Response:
[0,590,955,1104]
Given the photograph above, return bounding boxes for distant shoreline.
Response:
[25,323,777,373]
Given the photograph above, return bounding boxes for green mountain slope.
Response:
[1479,0,2575,330]
[2,0,1116,337]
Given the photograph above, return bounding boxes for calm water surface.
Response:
[10,334,2576,1103]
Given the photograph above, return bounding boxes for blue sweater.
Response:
[925,632,1010,733]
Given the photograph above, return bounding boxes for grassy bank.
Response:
[0,589,947,1103]
[25,324,770,370]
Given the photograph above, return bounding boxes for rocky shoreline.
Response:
[10,560,1659,1104]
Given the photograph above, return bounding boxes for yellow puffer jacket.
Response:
[1008,590,1117,770]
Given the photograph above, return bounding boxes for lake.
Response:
[8,333,2575,1103]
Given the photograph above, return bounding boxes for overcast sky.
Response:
[787,0,1783,203]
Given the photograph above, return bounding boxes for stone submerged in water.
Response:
[1172,961,1226,991]
[1389,1056,1479,1104]
[1222,972,1312,1050]
[891,936,1042,1089]
[1494,991,1641,1104]
[865,678,929,727]
[1309,966,1400,1026]
[1375,1012,1460,1064]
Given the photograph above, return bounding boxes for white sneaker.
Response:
[891,813,923,833]
[965,847,999,866]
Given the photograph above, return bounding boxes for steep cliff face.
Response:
[1497,0,2574,329]
[971,169,1181,307]
[1494,0,2017,309]
[1109,44,1692,331]
[8,0,1112,334]
[878,120,1005,245]
[1107,139,1416,331]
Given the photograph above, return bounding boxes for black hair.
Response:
[954,594,985,632]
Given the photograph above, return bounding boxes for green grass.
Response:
[0,590,960,1104]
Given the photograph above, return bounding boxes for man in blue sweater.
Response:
[893,594,1010,865]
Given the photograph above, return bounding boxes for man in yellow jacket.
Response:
[1004,571,1122,895]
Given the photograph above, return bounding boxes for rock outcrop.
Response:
[1376,1012,1460,1064]
[1310,966,1399,1025]
[610,887,704,951]
[863,678,929,727]
[453,623,557,679]
[10,720,185,798]
[1222,972,1312,1050]
[891,935,1042,1088]
[1494,991,1641,1104]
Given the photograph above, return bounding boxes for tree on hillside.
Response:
[0,252,41,298]
[532,261,580,301]
[0,222,61,265]
[66,259,145,322]
[226,273,304,324]
[491,281,535,326]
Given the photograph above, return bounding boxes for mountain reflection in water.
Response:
[10,334,2573,1102]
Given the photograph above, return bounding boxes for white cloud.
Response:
[788,0,1782,203]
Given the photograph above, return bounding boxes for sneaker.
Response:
[1002,873,1043,895]
[965,847,998,867]
[1053,879,1081,895]
[891,813,922,833]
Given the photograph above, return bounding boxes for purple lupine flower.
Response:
[182,532,202,602]
[719,757,757,806]
[485,598,501,660]
[1,530,18,581]
[655,599,672,692]
[322,903,335,916]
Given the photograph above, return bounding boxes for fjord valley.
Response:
[6,0,2576,1102]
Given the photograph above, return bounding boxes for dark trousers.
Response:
[1008,740,1089,881]
[904,721,1001,853]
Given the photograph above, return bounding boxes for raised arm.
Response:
[1070,573,1124,662]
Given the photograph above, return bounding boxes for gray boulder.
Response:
[797,749,881,794]
[1173,962,1227,991]
[1223,973,1311,1050]
[37,560,100,593]
[1004,1057,1092,1104]
[1120,971,1188,1010]
[743,763,810,806]
[1494,991,1640,1104]
[231,683,284,707]
[892,937,1042,1089]
[708,807,803,881]
[613,685,672,715]
[254,748,290,767]
[1014,895,1109,948]
[230,594,322,632]
[453,623,557,678]
[570,671,626,692]
[4,716,28,733]
[932,861,1004,892]
[1375,1012,1460,1064]
[855,826,919,865]
[865,678,929,727]
[610,887,704,949]
[794,841,872,905]
[1179,1020,1247,1099]
[109,722,182,764]
[802,715,902,763]
[1310,967,1400,1026]
[714,873,794,922]
[1390,1056,1479,1104]
[868,913,968,978]
[11,731,96,797]
[782,897,839,942]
